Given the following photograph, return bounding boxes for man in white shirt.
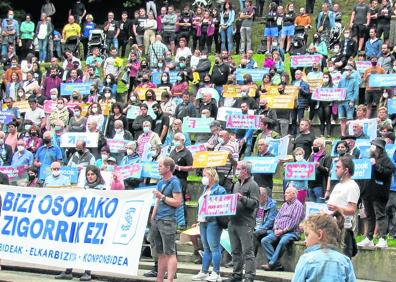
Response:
[25,98,46,131]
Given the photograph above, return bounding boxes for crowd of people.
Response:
[1,0,396,281]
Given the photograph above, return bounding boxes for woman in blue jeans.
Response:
[192,168,226,282]
[220,2,235,53]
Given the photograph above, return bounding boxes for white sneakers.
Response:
[357,237,388,248]
[357,237,374,247]
[376,238,388,248]
[192,271,209,281]
[192,271,222,281]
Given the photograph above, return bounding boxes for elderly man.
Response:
[254,187,277,253]
[68,140,95,168]
[215,130,239,192]
[86,120,107,159]
[137,121,162,158]
[261,187,305,271]
[226,161,259,282]
[307,138,332,203]
[132,104,154,139]
[44,161,71,188]
[198,92,218,118]
[352,122,370,139]
[164,119,191,147]
[252,139,276,197]
[206,120,221,151]
[112,120,133,140]
[151,157,182,282]
[35,131,63,181]
[11,140,33,167]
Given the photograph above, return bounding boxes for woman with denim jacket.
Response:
[292,213,356,282]
[192,168,226,282]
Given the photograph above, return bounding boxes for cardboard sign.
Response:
[243,157,279,174]
[330,158,372,180]
[13,101,30,113]
[60,82,91,96]
[266,85,299,96]
[60,132,99,148]
[307,78,323,93]
[305,202,331,219]
[225,114,261,129]
[107,139,128,153]
[198,194,238,217]
[0,111,15,124]
[39,166,79,184]
[182,117,213,133]
[141,161,161,179]
[266,136,289,160]
[126,105,140,120]
[0,165,27,182]
[115,163,142,180]
[356,61,372,73]
[65,102,80,112]
[151,71,178,85]
[284,162,316,180]
[332,72,343,87]
[312,88,346,101]
[186,144,207,155]
[216,107,254,122]
[222,85,256,98]
[235,68,269,83]
[369,74,396,87]
[290,55,322,68]
[193,151,229,168]
[386,144,396,165]
[388,98,396,115]
[43,100,57,114]
[348,118,377,141]
[264,95,295,109]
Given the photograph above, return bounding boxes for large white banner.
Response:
[0,185,154,276]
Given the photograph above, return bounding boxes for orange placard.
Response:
[222,85,256,98]
[192,151,229,168]
[307,78,323,93]
[264,95,295,109]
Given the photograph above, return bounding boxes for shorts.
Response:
[338,101,354,120]
[135,34,144,46]
[150,219,177,255]
[162,31,176,44]
[281,25,295,37]
[365,89,381,105]
[352,24,367,38]
[264,27,278,37]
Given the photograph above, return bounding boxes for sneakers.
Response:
[54,272,73,280]
[207,272,222,282]
[143,269,157,277]
[357,237,374,247]
[376,237,388,248]
[79,273,92,281]
[192,271,209,281]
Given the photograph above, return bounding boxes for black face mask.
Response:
[28,174,36,181]
[312,146,320,153]
[372,61,378,66]
[90,90,95,94]
[44,138,51,144]
[77,149,83,155]
[142,78,148,83]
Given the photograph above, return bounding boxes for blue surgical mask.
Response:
[107,165,115,172]
[176,76,182,81]
[218,137,224,145]
[173,140,181,147]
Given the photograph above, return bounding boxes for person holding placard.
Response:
[225,161,259,282]
[192,168,226,282]
[252,139,275,197]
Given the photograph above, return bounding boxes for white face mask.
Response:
[92,107,98,114]
[52,170,60,177]
[115,128,122,133]
[143,127,150,133]
[57,104,64,110]
[101,154,108,160]
[127,149,133,155]
[370,145,377,152]
[51,95,57,100]
[295,155,304,162]
[106,78,111,84]
[105,93,111,98]
[18,92,24,97]
[201,176,209,186]
[17,145,24,152]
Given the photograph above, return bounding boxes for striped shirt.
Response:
[214,140,239,175]
[274,199,305,232]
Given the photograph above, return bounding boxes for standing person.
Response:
[36,13,53,63]
[350,0,371,51]
[239,0,255,54]
[69,0,86,24]
[103,12,120,51]
[291,70,310,136]
[252,139,275,197]
[41,0,56,17]
[118,11,132,58]
[220,2,235,53]
[358,138,395,248]
[143,11,158,55]
[151,157,182,282]
[281,3,296,53]
[377,0,392,44]
[292,214,357,282]
[327,156,360,258]
[225,161,259,282]
[293,119,316,159]
[20,14,35,59]
[161,5,177,55]
[1,10,19,58]
[192,168,226,282]
[363,56,385,118]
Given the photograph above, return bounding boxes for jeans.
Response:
[240,26,252,54]
[308,187,325,203]
[229,223,256,279]
[38,38,48,62]
[200,221,222,273]
[261,231,300,266]
[239,0,245,10]
[53,41,62,58]
[221,26,233,52]
[146,1,157,17]
[106,38,119,50]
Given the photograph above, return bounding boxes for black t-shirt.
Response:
[136,17,147,35]
[104,20,120,38]
[353,3,369,25]
[178,15,192,32]
[169,147,193,181]
[294,131,316,159]
[71,2,86,17]
[153,113,170,142]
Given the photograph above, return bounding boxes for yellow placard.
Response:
[193,151,229,168]
[11,101,30,113]
[307,79,323,93]
[135,87,147,100]
[267,86,280,95]
[284,86,299,96]
[80,103,90,116]
[264,95,295,109]
[222,85,256,98]
[135,87,165,101]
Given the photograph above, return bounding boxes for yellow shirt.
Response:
[62,23,81,40]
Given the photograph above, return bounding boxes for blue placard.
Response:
[60,83,92,96]
[141,161,161,179]
[235,68,269,83]
[244,157,279,173]
[388,98,396,115]
[151,71,178,85]
[386,144,396,165]
[0,111,14,124]
[266,136,289,160]
[368,74,396,87]
[330,158,372,180]
[39,166,79,184]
